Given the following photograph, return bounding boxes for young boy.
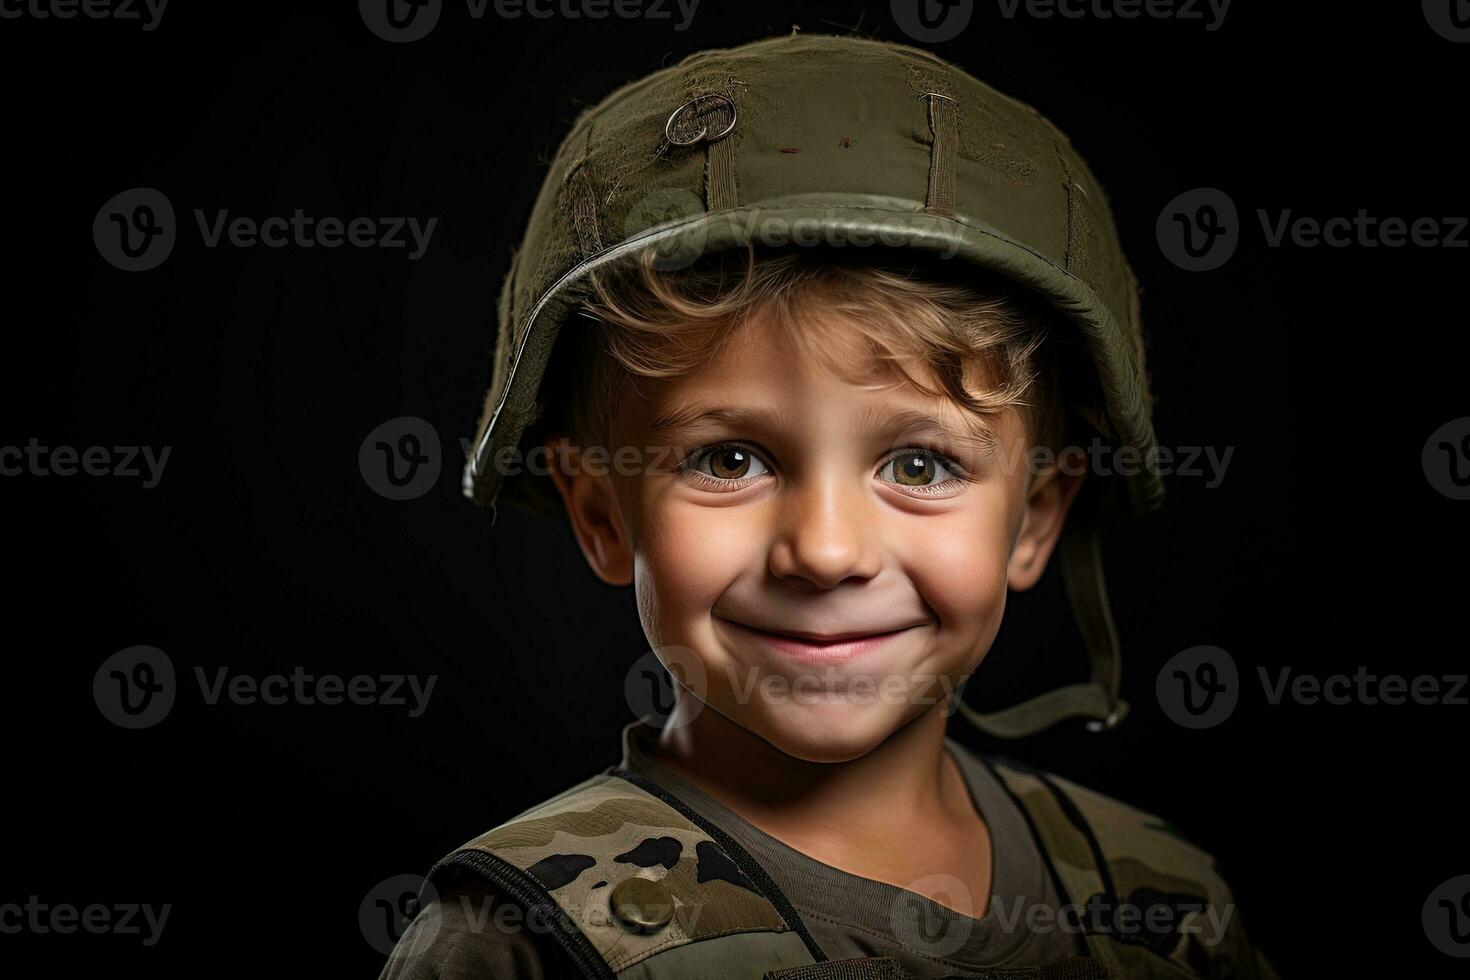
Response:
[380,32,1279,980]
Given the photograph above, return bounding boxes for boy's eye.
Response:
[878,449,962,489]
[677,444,966,493]
[688,444,770,482]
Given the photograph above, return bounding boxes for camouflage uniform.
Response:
[381,723,1279,978]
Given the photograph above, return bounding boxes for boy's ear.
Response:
[1007,448,1087,592]
[544,433,635,587]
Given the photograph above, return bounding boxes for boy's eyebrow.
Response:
[649,402,999,454]
[648,403,792,435]
[860,406,999,455]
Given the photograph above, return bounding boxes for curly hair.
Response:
[541,241,1105,471]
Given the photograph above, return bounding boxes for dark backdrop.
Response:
[3,3,1464,977]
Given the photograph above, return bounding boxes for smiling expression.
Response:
[548,307,1083,762]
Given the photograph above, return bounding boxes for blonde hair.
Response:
[546,243,1100,464]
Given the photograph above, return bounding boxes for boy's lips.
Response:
[715,616,929,664]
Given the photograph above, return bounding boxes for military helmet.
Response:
[462,31,1164,738]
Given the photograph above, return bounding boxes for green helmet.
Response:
[462,31,1165,739]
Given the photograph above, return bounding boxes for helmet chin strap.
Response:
[950,487,1130,739]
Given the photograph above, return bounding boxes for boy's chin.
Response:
[737,700,921,764]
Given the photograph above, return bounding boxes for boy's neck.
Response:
[644,701,980,855]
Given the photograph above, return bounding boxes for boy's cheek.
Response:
[907,532,1011,641]
[634,497,782,622]
[637,517,752,602]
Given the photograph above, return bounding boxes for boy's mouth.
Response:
[714,616,929,664]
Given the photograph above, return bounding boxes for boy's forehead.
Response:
[621,305,1009,424]
[613,341,1017,456]
[642,302,996,391]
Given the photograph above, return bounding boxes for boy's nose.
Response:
[766,477,883,590]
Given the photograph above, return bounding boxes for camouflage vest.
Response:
[418,755,1273,980]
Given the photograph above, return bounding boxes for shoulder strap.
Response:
[984,755,1269,979]
[420,769,826,979]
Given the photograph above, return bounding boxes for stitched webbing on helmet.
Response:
[923,93,958,217]
[567,122,603,259]
[901,57,958,217]
[953,492,1129,739]
[570,163,603,259]
[672,61,738,212]
[706,130,737,211]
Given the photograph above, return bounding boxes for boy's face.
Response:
[548,307,1084,763]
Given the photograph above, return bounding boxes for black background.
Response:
[2,2,1465,977]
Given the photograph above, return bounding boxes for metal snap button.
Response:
[609,876,675,933]
[664,93,737,147]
